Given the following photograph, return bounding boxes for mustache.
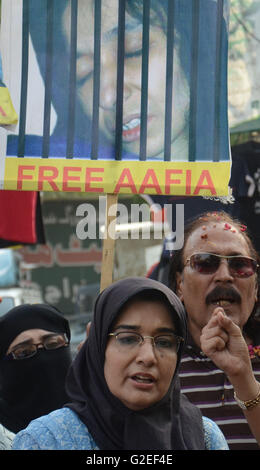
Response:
[206,286,241,305]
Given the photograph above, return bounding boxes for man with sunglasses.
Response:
[0,303,72,448]
[169,211,260,450]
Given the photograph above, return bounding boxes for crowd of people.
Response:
[0,210,258,451]
[0,0,258,454]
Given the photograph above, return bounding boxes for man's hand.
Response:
[200,307,251,378]
[200,307,260,445]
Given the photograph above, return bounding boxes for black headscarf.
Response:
[66,277,205,450]
[0,304,72,433]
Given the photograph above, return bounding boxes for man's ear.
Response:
[175,272,184,302]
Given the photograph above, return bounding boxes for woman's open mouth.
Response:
[130,373,156,389]
[105,114,154,144]
[122,117,141,142]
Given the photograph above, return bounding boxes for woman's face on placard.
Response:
[62,0,189,160]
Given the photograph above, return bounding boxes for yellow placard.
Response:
[4,157,231,196]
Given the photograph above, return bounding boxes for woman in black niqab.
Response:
[0,303,72,433]
[66,277,205,450]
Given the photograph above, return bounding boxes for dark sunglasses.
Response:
[185,252,259,278]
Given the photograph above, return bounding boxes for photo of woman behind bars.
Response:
[6,0,230,163]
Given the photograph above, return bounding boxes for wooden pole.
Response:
[100,193,118,292]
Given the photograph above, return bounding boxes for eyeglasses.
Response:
[108,331,184,354]
[185,252,259,278]
[6,334,69,360]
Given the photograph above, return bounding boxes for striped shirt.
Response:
[179,340,260,450]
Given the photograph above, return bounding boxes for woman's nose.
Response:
[99,67,117,109]
[99,56,131,110]
[135,339,157,366]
